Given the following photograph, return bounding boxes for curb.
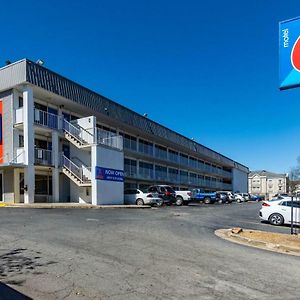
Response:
[215,228,300,257]
[1,204,151,209]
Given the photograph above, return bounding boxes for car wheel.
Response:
[136,198,144,206]
[269,213,284,226]
[204,197,211,204]
[237,199,241,203]
[156,200,163,207]
[175,196,183,206]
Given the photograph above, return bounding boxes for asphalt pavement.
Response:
[0,202,299,300]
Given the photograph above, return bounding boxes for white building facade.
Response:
[0,59,248,204]
[248,170,288,200]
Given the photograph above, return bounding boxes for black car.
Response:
[148,185,176,205]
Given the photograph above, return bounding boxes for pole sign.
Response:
[95,166,124,182]
[279,17,300,90]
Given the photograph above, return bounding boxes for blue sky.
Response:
[2,0,300,173]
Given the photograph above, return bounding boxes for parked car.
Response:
[234,193,245,203]
[216,191,234,203]
[124,188,163,206]
[174,190,192,206]
[216,192,228,203]
[249,194,264,201]
[191,189,217,204]
[259,198,300,226]
[273,193,289,198]
[148,185,176,205]
[240,193,250,201]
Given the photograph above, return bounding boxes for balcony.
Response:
[34,148,52,166]
[10,148,53,166]
[34,109,59,129]
[97,129,123,150]
[15,108,60,129]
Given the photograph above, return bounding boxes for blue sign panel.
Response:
[279,17,300,90]
[95,166,124,182]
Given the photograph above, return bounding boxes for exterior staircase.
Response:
[63,119,94,148]
[62,155,91,187]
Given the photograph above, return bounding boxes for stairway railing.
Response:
[62,155,91,184]
[63,119,94,146]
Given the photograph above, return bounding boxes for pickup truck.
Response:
[190,188,217,204]
[174,190,192,206]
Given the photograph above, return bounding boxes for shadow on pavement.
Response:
[0,282,32,300]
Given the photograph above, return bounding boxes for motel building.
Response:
[0,59,248,205]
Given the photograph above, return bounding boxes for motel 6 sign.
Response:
[279,17,300,90]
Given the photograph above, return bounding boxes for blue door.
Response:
[62,144,70,158]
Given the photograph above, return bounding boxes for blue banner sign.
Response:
[279,17,300,90]
[95,166,124,182]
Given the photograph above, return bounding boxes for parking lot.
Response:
[0,202,299,300]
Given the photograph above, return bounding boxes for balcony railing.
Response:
[34,109,59,129]
[34,148,52,166]
[97,129,123,150]
[15,108,59,129]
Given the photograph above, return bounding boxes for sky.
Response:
[1,0,300,173]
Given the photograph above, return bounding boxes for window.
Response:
[124,159,137,177]
[282,201,300,208]
[155,145,167,160]
[18,97,23,108]
[122,133,137,151]
[148,186,158,193]
[19,135,24,147]
[155,165,167,180]
[34,102,47,112]
[138,139,153,156]
[169,149,178,163]
[168,168,179,182]
[180,170,188,183]
[124,189,138,195]
[189,157,197,169]
[35,175,52,195]
[198,160,205,170]
[97,124,117,134]
[189,172,197,184]
[139,161,154,179]
[180,153,188,166]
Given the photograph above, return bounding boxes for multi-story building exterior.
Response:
[0,59,248,204]
[248,170,288,199]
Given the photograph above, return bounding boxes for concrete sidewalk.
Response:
[0,203,151,209]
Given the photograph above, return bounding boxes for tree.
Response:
[288,156,300,195]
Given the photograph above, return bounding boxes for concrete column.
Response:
[14,169,20,203]
[52,131,60,202]
[136,159,140,178]
[58,107,63,130]
[23,85,35,204]
[91,144,98,205]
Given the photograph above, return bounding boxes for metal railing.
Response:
[10,148,25,164]
[62,155,91,184]
[34,148,52,165]
[34,108,59,129]
[97,128,123,150]
[63,119,94,145]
